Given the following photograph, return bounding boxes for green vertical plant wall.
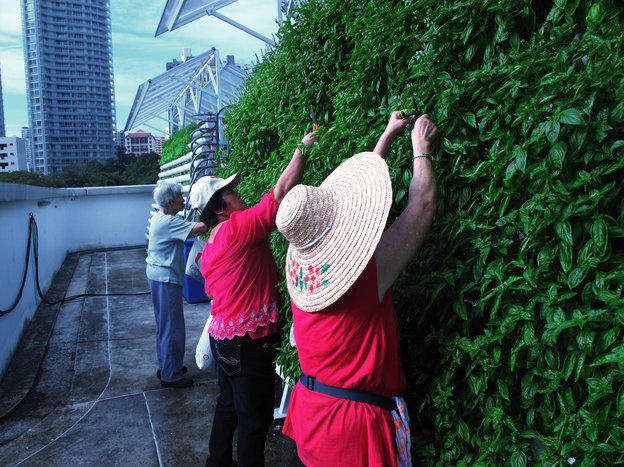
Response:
[220,0,624,464]
[160,123,197,165]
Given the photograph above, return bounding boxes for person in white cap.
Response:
[276,111,438,466]
[189,130,318,467]
[146,181,208,388]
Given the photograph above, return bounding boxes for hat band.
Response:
[294,225,332,251]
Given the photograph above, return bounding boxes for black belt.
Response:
[300,373,398,412]
[229,332,281,349]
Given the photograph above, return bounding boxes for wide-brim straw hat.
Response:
[276,152,391,312]
[189,173,241,212]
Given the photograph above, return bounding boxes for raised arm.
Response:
[375,114,438,301]
[373,110,415,159]
[273,132,318,204]
[187,222,208,239]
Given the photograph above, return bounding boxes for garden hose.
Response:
[0,213,150,317]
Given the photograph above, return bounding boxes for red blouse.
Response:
[200,191,282,339]
[283,255,406,466]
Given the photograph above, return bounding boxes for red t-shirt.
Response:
[200,191,282,339]
[283,255,406,466]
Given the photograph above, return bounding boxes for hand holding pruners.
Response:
[400,97,422,125]
[309,105,319,132]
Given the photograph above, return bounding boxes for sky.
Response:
[0,0,280,137]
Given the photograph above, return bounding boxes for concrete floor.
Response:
[0,247,303,466]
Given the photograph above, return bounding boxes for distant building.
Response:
[114,130,126,149]
[22,0,116,174]
[21,127,33,171]
[166,48,194,71]
[154,136,165,155]
[0,137,27,172]
[125,130,156,155]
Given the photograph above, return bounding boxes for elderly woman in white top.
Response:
[146,181,208,388]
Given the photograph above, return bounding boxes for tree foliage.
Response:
[0,153,160,187]
[221,0,623,463]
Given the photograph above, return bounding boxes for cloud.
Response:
[0,49,26,95]
[0,3,23,36]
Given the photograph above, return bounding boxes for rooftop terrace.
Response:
[0,246,302,465]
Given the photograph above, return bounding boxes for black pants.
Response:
[206,333,280,467]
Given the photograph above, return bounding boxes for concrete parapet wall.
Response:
[0,182,156,379]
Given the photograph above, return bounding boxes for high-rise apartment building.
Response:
[21,0,116,174]
[21,127,34,171]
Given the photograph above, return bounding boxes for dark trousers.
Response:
[206,333,280,467]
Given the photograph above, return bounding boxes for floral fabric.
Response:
[392,396,412,467]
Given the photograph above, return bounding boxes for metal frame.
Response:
[155,0,299,43]
[124,48,249,137]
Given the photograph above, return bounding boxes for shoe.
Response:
[157,366,187,380]
[161,377,194,388]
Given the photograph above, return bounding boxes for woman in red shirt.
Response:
[276,111,438,466]
[189,131,317,467]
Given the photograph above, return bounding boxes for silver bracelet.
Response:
[413,152,432,161]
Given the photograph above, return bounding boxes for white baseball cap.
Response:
[189,173,241,212]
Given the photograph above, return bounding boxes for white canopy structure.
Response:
[124,48,249,138]
[155,0,299,43]
[125,0,301,137]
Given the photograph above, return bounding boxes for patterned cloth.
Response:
[392,396,412,467]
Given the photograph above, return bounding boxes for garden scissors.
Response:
[309,105,319,132]
[401,97,422,121]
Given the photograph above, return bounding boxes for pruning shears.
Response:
[400,97,422,121]
[309,105,319,132]
[399,97,423,130]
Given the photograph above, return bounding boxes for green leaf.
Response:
[521,372,537,401]
[617,384,624,416]
[454,299,468,320]
[555,220,573,245]
[596,327,620,354]
[457,419,470,442]
[590,350,621,367]
[567,267,588,289]
[588,2,604,22]
[611,140,624,152]
[464,112,477,128]
[549,179,569,196]
[577,329,595,353]
[522,322,535,345]
[577,240,595,268]
[510,450,528,467]
[545,121,560,144]
[575,352,587,382]
[559,108,585,125]
[497,379,510,402]
[559,242,573,274]
[548,141,567,169]
[591,217,608,255]
[562,352,577,380]
[505,149,527,178]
